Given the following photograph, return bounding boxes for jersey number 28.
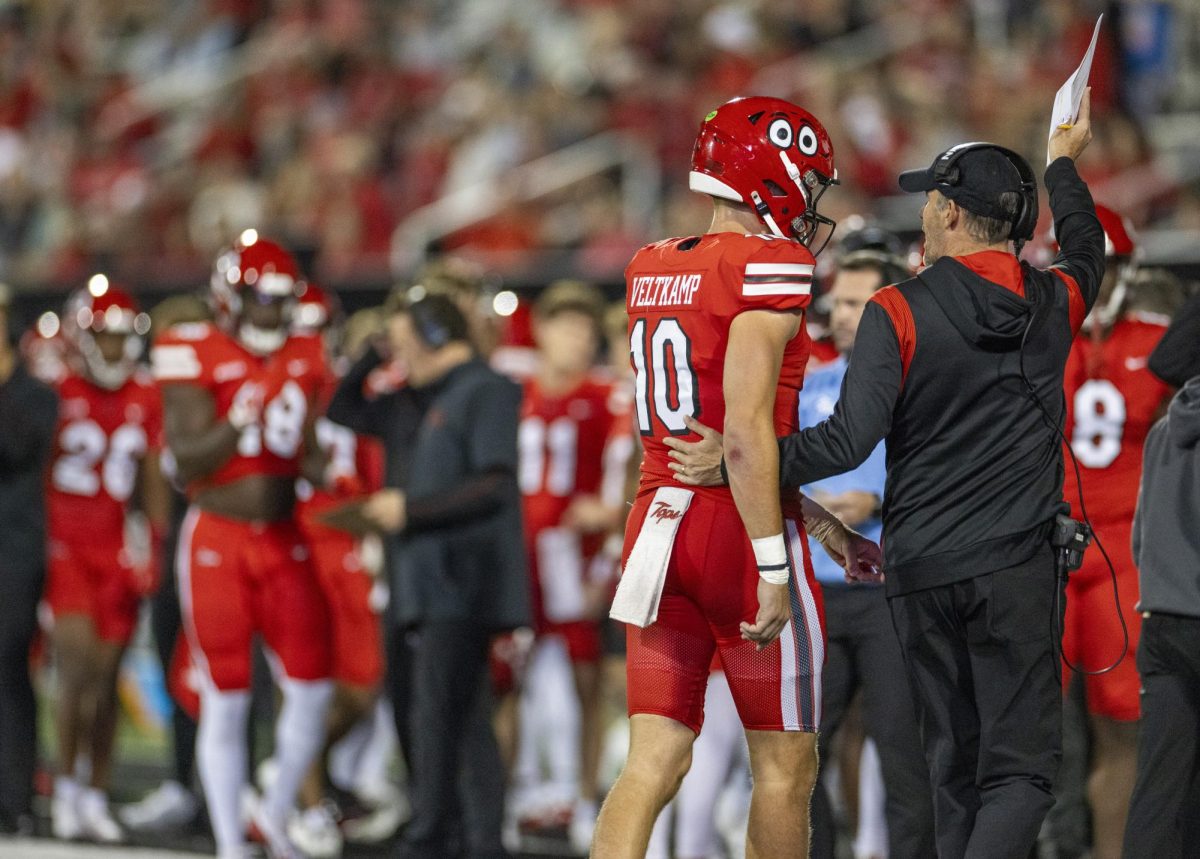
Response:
[237,381,308,459]
[630,318,698,435]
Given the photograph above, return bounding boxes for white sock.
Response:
[263,677,333,822]
[355,699,399,798]
[538,639,581,803]
[196,687,251,857]
[55,775,80,802]
[854,739,889,859]
[328,716,372,793]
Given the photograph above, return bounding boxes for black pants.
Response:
[1123,613,1200,859]
[811,585,935,859]
[150,497,196,788]
[392,621,507,859]
[0,557,43,825]
[889,549,1062,859]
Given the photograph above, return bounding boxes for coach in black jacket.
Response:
[329,293,527,859]
[670,97,1104,857]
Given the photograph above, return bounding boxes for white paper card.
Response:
[1049,15,1103,143]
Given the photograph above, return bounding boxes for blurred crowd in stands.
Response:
[0,0,1196,293]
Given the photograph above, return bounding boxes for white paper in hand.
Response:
[1049,15,1102,146]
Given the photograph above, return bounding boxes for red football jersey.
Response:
[626,232,813,499]
[47,370,163,543]
[519,374,633,539]
[1063,315,1170,523]
[151,322,327,495]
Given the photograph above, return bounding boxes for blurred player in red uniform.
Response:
[46,278,169,844]
[152,233,334,859]
[289,283,388,856]
[516,281,633,847]
[593,97,877,858]
[1061,205,1171,859]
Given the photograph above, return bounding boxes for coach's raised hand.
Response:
[1049,86,1093,163]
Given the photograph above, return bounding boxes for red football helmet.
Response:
[61,276,149,389]
[211,230,301,354]
[293,280,345,361]
[293,281,342,334]
[20,314,69,386]
[690,96,838,248]
[1094,204,1138,262]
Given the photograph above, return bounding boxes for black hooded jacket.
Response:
[778,157,1105,595]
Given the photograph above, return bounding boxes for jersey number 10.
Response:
[630,318,698,435]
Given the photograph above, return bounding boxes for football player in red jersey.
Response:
[592,97,878,858]
[46,278,169,843]
[151,232,334,859]
[1060,205,1170,859]
[289,283,389,856]
[515,281,633,847]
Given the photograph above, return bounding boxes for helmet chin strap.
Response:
[81,333,136,389]
[86,355,132,390]
[750,191,786,238]
[239,322,287,355]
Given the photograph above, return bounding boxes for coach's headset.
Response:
[930,142,1039,251]
[406,292,469,350]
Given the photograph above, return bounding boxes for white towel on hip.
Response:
[609,486,694,628]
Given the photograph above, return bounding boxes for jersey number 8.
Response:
[1071,379,1126,469]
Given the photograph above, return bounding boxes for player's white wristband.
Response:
[752,534,790,585]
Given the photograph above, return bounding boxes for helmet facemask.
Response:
[790,169,839,255]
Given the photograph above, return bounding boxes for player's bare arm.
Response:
[299,407,330,489]
[129,445,172,595]
[723,308,801,650]
[161,383,242,485]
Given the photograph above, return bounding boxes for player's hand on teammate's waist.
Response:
[741,579,791,650]
[664,415,725,486]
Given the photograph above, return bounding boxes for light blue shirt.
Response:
[798,355,886,586]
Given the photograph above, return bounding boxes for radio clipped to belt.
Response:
[1051,513,1092,579]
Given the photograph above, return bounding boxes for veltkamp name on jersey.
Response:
[630,274,703,309]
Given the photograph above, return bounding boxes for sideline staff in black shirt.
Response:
[0,286,58,832]
[331,293,527,859]
[670,95,1104,857]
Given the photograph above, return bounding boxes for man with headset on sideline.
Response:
[667,93,1104,857]
[329,292,528,859]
